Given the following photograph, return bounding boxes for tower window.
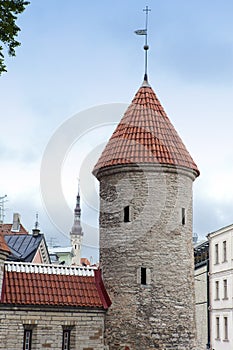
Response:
[141,267,147,285]
[182,208,186,225]
[124,206,130,222]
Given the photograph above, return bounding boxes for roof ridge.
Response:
[4,261,97,276]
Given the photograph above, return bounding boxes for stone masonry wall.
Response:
[0,306,105,350]
[98,164,197,350]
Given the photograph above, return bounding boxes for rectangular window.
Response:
[182,208,185,225]
[62,330,71,350]
[223,279,228,299]
[224,317,228,340]
[215,281,219,300]
[223,241,227,262]
[23,329,32,350]
[216,317,220,339]
[215,244,219,264]
[124,206,130,222]
[141,267,147,285]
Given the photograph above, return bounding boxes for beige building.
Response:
[208,224,233,350]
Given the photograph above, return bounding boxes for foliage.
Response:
[0,0,29,74]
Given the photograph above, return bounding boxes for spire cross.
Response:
[143,6,151,81]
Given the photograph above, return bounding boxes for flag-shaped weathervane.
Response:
[134,29,147,35]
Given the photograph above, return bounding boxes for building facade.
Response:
[0,235,111,350]
[208,224,233,350]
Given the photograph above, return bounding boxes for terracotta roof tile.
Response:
[1,262,111,309]
[93,83,199,176]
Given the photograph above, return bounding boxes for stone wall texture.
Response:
[0,306,105,350]
[98,164,197,350]
[194,264,208,350]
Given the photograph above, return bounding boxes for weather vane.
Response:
[135,6,151,82]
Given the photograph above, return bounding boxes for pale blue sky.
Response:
[0,1,233,261]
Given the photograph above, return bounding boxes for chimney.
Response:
[11,213,21,232]
[32,228,40,237]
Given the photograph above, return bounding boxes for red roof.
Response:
[0,235,10,254]
[0,223,28,235]
[93,81,199,177]
[1,263,111,309]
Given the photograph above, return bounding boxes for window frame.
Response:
[62,329,71,350]
[215,243,219,264]
[23,329,32,350]
[223,240,227,262]
[215,280,219,300]
[224,317,228,340]
[223,279,228,299]
[216,317,220,340]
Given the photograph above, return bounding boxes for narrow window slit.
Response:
[141,267,147,285]
[182,208,186,225]
[124,206,130,222]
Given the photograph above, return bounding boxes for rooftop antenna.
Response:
[135,6,151,82]
[0,195,7,224]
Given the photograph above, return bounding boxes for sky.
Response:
[0,0,233,262]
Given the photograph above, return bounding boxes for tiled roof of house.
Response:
[0,223,28,235]
[1,262,111,309]
[0,235,10,254]
[4,234,45,262]
[93,81,199,177]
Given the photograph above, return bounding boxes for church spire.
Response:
[70,185,83,265]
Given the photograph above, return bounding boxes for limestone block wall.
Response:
[0,306,105,350]
[194,264,208,350]
[98,164,197,350]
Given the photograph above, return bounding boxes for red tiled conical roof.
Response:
[93,80,199,177]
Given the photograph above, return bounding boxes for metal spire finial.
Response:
[135,6,151,83]
[34,212,39,229]
[143,6,151,81]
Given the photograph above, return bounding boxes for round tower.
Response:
[93,76,199,349]
[70,189,83,265]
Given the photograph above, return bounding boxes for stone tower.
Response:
[93,75,199,349]
[70,189,83,265]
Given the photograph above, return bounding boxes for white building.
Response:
[208,224,233,350]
